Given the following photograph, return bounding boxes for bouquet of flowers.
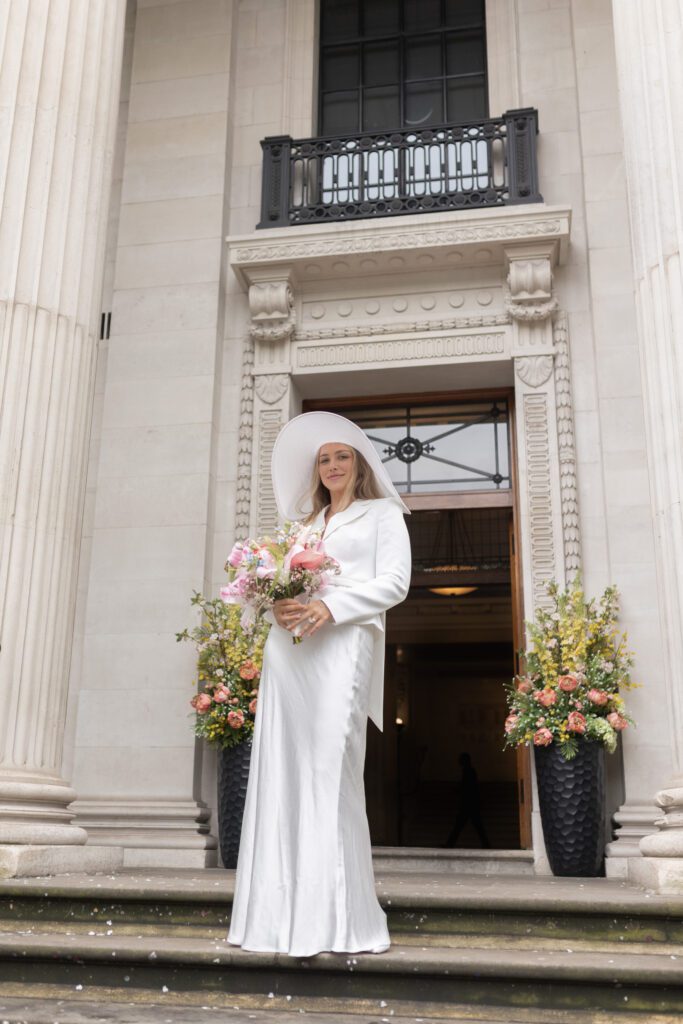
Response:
[503,576,637,761]
[177,594,268,749]
[220,520,340,642]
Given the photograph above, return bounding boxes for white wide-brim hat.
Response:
[271,411,410,520]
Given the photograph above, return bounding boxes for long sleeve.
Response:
[320,501,411,626]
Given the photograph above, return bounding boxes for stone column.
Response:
[611,0,683,893]
[0,0,126,876]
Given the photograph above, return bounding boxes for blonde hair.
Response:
[301,444,383,524]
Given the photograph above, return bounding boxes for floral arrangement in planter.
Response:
[176,592,269,750]
[504,576,637,761]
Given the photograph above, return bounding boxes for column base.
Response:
[604,801,660,877]
[0,844,123,879]
[629,856,683,895]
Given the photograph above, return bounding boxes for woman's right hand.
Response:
[272,598,306,631]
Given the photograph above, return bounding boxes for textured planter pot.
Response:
[217,739,253,869]
[534,740,606,877]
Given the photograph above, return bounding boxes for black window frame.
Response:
[318,0,489,137]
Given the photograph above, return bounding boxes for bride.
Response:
[227,410,412,957]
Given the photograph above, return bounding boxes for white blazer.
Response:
[306,497,412,732]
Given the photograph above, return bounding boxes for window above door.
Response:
[319,0,488,135]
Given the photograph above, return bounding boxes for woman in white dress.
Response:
[227,411,412,957]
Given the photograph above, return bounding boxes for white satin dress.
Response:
[227,497,412,957]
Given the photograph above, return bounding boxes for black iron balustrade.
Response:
[258,108,541,229]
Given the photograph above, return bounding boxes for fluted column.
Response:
[0,0,126,875]
[611,0,683,893]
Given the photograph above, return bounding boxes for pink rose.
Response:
[535,689,557,707]
[504,714,520,734]
[607,711,628,731]
[226,543,244,568]
[239,660,259,681]
[249,698,258,715]
[213,685,231,704]
[229,697,239,706]
[516,678,532,694]
[533,728,553,747]
[227,709,245,729]
[587,688,608,706]
[190,693,212,714]
[290,548,325,571]
[567,711,586,733]
[558,674,579,692]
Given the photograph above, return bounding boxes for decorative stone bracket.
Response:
[248,274,296,342]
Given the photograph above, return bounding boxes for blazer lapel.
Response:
[322,499,373,541]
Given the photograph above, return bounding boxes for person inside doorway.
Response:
[444,752,491,849]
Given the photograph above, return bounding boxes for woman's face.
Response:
[317,442,355,499]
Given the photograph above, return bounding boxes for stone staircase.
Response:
[0,869,681,1023]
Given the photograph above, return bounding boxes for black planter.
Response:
[534,740,605,877]
[217,739,253,869]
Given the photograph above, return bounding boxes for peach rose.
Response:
[558,674,579,692]
[239,660,259,681]
[290,549,325,570]
[504,714,520,734]
[535,689,557,707]
[607,711,628,731]
[516,678,533,694]
[190,693,212,714]
[533,727,553,747]
[567,711,586,733]
[213,685,231,704]
[249,698,258,715]
[227,709,245,729]
[587,688,609,706]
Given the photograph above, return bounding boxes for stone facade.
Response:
[0,0,681,888]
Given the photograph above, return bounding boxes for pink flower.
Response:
[533,728,553,747]
[567,711,586,733]
[213,685,231,704]
[290,548,325,571]
[226,543,244,568]
[190,693,212,714]
[535,689,557,707]
[504,714,520,734]
[558,674,579,692]
[227,709,245,729]
[229,697,239,706]
[607,711,628,731]
[516,678,532,694]
[249,698,258,715]
[239,660,259,681]
[587,688,609,706]
[220,578,246,603]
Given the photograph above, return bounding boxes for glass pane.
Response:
[321,45,360,91]
[405,81,443,126]
[446,32,486,76]
[445,0,486,28]
[321,90,359,135]
[363,85,400,131]
[363,0,400,36]
[364,41,399,86]
[404,0,441,32]
[446,77,487,122]
[406,36,442,80]
[348,401,510,495]
[321,0,359,41]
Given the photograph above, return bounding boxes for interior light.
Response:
[395,717,404,726]
[428,586,478,597]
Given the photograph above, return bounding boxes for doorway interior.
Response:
[302,390,530,851]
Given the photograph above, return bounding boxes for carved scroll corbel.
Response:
[248,280,295,342]
[505,256,558,322]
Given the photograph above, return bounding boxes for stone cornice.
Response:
[228,205,572,284]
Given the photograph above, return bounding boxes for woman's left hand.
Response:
[290,599,333,638]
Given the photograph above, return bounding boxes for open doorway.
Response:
[302,390,531,850]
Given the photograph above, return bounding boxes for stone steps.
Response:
[372,847,535,875]
[0,870,681,1020]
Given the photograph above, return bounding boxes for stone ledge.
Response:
[0,845,123,880]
